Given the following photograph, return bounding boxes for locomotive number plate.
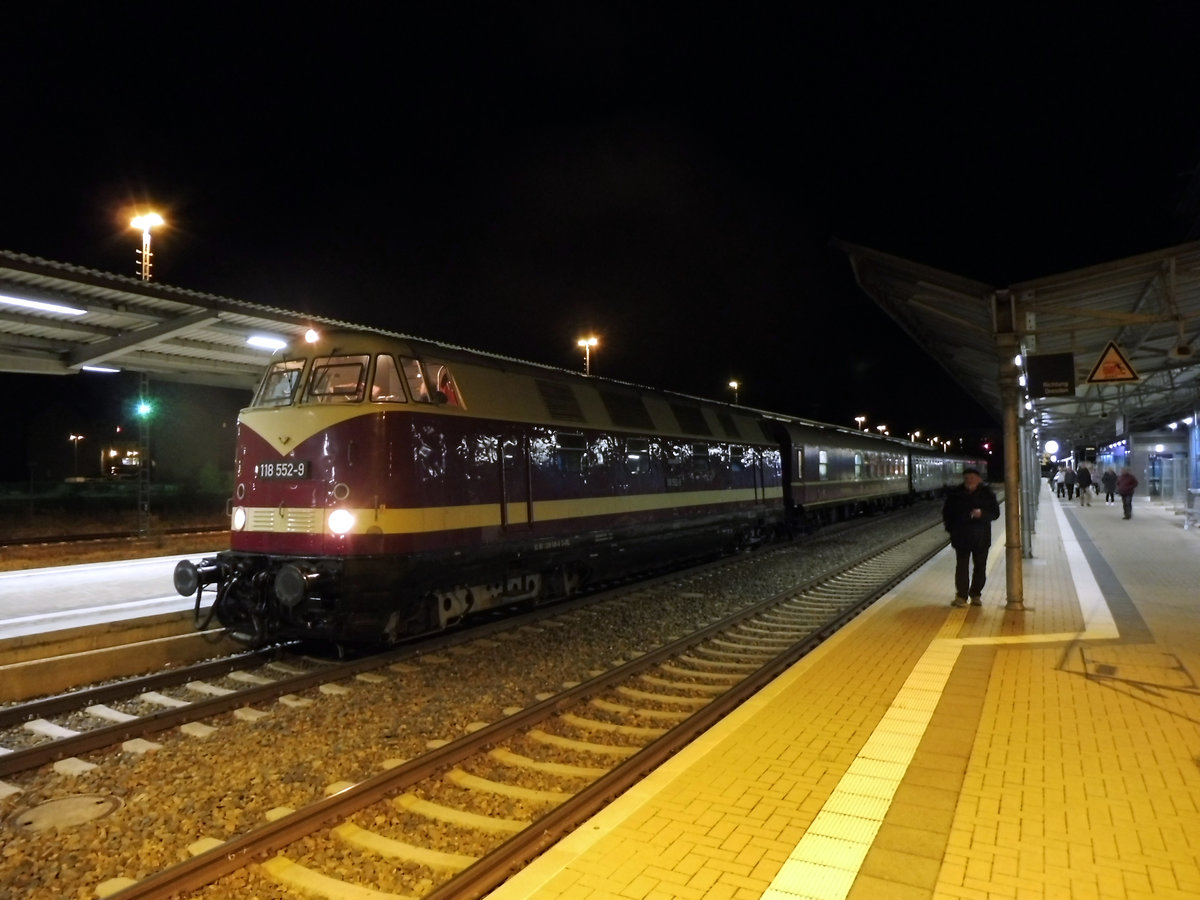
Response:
[255,460,312,479]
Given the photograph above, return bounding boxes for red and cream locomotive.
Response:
[174,329,983,646]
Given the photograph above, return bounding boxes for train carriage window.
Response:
[854,453,863,480]
[818,450,828,481]
[795,448,804,480]
[371,355,406,403]
[305,355,369,403]
[251,358,306,408]
[400,356,432,403]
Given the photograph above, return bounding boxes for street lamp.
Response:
[131,213,164,281]
[854,416,866,431]
[68,433,84,477]
[876,424,888,436]
[728,381,739,404]
[577,337,598,376]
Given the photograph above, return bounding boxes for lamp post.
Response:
[577,337,598,376]
[876,424,888,436]
[68,433,84,477]
[854,416,866,431]
[131,213,164,281]
[728,381,739,405]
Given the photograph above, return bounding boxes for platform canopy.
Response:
[837,239,1200,448]
[0,250,370,390]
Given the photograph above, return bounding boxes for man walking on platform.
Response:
[1117,467,1139,519]
[1077,463,1092,506]
[943,467,1001,607]
[1063,465,1077,500]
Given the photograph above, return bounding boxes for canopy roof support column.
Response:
[995,291,1026,611]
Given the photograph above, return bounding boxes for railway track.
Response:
[87,517,948,900]
[0,527,226,550]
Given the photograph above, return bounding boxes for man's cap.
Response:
[964,467,981,476]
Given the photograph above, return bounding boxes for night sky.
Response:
[6,6,1200,470]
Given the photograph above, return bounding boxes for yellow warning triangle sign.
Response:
[1086,341,1140,384]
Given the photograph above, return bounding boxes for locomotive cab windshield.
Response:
[249,350,464,409]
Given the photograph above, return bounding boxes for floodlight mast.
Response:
[131,213,164,281]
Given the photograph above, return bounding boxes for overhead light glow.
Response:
[0,293,86,316]
[305,329,320,343]
[247,335,288,351]
[81,365,120,373]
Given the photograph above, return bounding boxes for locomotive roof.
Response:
[270,329,957,451]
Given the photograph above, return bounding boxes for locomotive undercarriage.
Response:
[176,508,780,647]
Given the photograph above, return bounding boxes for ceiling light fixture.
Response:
[0,293,86,316]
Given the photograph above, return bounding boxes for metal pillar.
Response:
[137,372,151,538]
[994,292,1026,611]
[1000,372,1025,609]
[1020,421,1039,551]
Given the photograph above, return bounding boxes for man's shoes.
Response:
[969,595,982,606]
[951,596,968,608]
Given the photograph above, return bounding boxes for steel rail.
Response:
[102,522,949,900]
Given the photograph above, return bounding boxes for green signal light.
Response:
[136,400,153,417]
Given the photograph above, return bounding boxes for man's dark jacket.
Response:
[942,482,1001,551]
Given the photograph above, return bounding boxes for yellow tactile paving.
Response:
[488,491,1200,900]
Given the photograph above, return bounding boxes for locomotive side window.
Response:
[555,432,586,474]
[306,355,369,403]
[371,354,406,403]
[252,358,307,408]
[400,356,432,402]
[433,365,464,408]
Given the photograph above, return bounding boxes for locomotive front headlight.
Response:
[231,507,247,531]
[328,508,356,535]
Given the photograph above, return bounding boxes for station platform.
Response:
[488,490,1200,900]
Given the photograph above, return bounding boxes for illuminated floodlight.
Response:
[576,336,598,375]
[247,335,288,351]
[0,293,86,316]
[1044,440,1059,455]
[305,329,320,343]
[130,213,165,281]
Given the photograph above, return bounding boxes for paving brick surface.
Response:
[489,490,1200,900]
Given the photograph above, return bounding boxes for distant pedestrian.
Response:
[1063,465,1077,500]
[1101,468,1117,505]
[1054,467,1066,498]
[1117,467,1139,519]
[943,467,1001,607]
[1076,464,1092,506]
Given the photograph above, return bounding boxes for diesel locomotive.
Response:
[174,330,986,646]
